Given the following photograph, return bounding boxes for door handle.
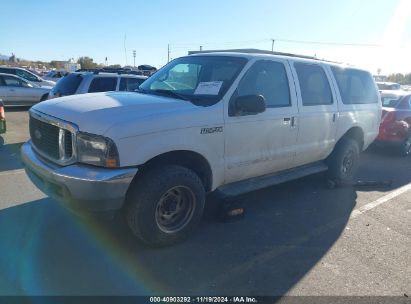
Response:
[284,117,296,127]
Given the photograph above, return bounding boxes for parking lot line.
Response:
[0,168,25,177]
[350,182,411,219]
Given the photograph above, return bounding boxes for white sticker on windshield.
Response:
[194,81,223,95]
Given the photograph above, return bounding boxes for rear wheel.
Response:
[327,138,360,184]
[125,165,205,247]
[400,136,411,157]
[40,94,48,102]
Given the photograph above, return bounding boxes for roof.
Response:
[188,48,344,65]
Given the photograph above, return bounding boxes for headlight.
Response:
[76,132,119,167]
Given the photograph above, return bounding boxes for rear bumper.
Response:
[21,141,138,212]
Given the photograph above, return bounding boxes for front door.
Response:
[224,59,299,184]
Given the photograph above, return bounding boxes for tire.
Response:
[400,136,411,157]
[40,94,48,102]
[327,138,360,183]
[125,165,205,247]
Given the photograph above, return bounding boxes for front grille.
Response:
[30,115,73,161]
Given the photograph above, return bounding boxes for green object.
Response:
[0,119,6,134]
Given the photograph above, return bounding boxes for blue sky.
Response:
[1,0,410,74]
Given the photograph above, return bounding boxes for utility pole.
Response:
[271,39,275,52]
[167,44,170,63]
[133,50,136,67]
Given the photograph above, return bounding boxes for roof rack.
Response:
[75,68,143,75]
[188,48,341,63]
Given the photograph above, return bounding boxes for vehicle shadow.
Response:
[0,150,409,296]
[0,141,24,172]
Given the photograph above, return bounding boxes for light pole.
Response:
[133,50,136,67]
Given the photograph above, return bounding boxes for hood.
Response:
[32,91,203,136]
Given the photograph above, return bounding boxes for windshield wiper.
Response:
[150,89,191,101]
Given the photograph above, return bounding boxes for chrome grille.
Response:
[29,113,75,163]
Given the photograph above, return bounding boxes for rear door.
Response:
[290,61,338,166]
[0,75,13,105]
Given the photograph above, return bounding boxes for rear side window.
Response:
[331,67,378,104]
[119,77,145,92]
[294,63,333,106]
[51,74,83,96]
[88,77,117,93]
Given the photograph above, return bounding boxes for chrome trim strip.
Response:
[58,128,65,160]
[29,108,79,166]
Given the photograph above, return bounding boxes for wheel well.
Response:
[339,127,364,150]
[40,93,49,101]
[138,150,213,192]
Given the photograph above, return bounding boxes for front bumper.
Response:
[21,141,138,212]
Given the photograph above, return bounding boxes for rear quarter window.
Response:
[331,67,378,104]
[51,74,83,96]
[88,77,117,93]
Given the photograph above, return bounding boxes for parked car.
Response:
[0,99,6,134]
[47,70,148,99]
[375,91,411,155]
[0,73,51,106]
[21,51,380,246]
[0,66,55,87]
[376,81,401,91]
[42,70,68,82]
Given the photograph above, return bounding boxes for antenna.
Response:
[123,34,128,66]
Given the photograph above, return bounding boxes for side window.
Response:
[16,69,38,82]
[235,60,291,109]
[294,63,333,106]
[0,76,6,86]
[88,77,117,93]
[3,76,22,87]
[331,67,378,104]
[119,77,145,92]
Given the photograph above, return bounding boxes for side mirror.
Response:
[235,95,266,114]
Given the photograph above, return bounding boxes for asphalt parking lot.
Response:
[0,108,410,297]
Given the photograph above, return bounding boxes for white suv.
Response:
[47,70,148,99]
[22,51,381,246]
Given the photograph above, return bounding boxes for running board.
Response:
[219,162,328,197]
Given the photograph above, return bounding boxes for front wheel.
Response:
[125,165,205,247]
[327,138,360,184]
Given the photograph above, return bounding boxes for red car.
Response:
[0,99,5,134]
[376,91,411,156]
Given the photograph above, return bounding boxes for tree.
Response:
[107,64,121,69]
[9,53,16,63]
[77,56,99,69]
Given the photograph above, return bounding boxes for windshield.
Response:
[381,96,402,108]
[139,56,248,106]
